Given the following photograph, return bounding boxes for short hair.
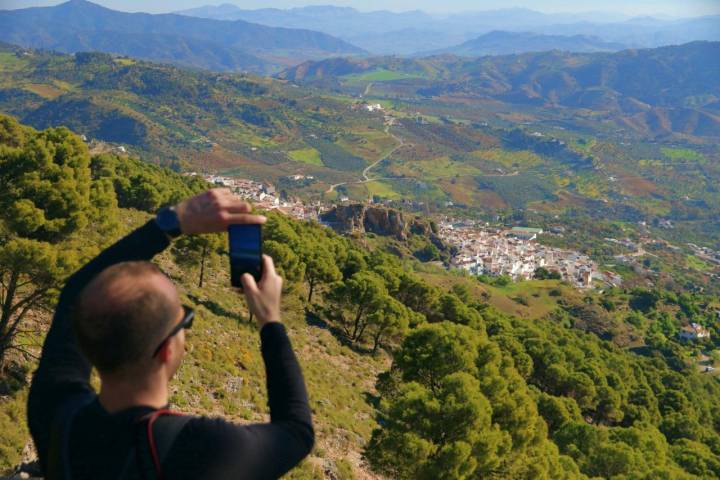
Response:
[73,261,177,375]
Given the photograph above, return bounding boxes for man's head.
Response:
[74,261,186,382]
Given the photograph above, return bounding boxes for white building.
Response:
[678,323,711,341]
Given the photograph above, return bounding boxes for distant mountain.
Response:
[281,42,720,139]
[0,0,365,74]
[176,5,634,54]
[534,15,720,47]
[177,5,720,55]
[424,31,627,57]
[176,4,449,55]
[176,4,437,37]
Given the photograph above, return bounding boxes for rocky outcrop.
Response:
[321,204,446,250]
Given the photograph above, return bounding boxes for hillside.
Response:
[0,0,365,74]
[0,42,397,188]
[2,41,720,279]
[424,31,627,56]
[4,117,720,479]
[281,42,720,138]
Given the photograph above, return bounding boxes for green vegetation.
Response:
[662,147,707,165]
[364,180,401,200]
[2,118,720,479]
[2,40,720,479]
[305,136,366,171]
[1,43,718,247]
[0,44,388,186]
[343,68,423,83]
[289,148,323,166]
[0,116,386,475]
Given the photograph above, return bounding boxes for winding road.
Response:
[324,126,521,195]
[325,126,405,194]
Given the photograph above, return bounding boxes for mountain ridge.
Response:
[421,30,628,57]
[280,41,720,139]
[176,4,720,55]
[0,0,365,74]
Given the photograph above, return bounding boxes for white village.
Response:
[437,221,622,289]
[194,173,619,290]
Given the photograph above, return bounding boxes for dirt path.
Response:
[363,82,373,97]
[325,125,404,194]
[324,127,520,195]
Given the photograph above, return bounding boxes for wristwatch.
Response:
[155,206,182,239]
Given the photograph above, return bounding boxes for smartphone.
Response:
[229,224,263,288]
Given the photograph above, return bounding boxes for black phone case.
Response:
[229,225,263,289]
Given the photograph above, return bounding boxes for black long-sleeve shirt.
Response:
[27,220,314,479]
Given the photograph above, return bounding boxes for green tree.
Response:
[0,238,67,369]
[341,249,366,280]
[393,322,480,392]
[537,393,582,434]
[367,297,411,354]
[396,273,439,318]
[171,233,224,288]
[264,240,305,289]
[450,283,472,303]
[671,439,720,478]
[327,271,388,343]
[366,373,502,479]
[534,267,562,280]
[0,117,116,370]
[435,293,484,328]
[92,154,204,212]
[300,238,341,303]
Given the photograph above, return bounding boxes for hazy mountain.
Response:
[0,0,365,74]
[176,4,438,37]
[176,5,720,55]
[534,15,720,47]
[176,5,633,54]
[281,42,720,138]
[423,31,627,57]
[176,5,448,54]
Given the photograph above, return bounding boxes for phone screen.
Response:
[229,224,262,288]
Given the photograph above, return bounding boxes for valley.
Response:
[1,39,717,297]
[1,2,720,478]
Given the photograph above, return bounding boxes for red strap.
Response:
[145,409,185,480]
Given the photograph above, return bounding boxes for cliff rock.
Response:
[321,204,446,250]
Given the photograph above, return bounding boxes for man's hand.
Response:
[175,188,266,235]
[241,255,283,328]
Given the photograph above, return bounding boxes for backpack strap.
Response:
[136,410,191,480]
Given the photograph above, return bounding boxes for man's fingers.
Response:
[241,273,260,295]
[259,255,282,289]
[223,213,267,226]
[224,200,253,214]
[262,254,277,277]
[210,188,232,197]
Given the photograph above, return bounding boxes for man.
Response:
[27,189,314,479]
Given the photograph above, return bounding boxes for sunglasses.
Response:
[152,305,195,358]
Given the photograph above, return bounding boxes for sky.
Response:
[1,0,719,17]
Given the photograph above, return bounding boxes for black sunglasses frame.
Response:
[152,305,194,358]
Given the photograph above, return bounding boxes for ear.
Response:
[156,339,173,364]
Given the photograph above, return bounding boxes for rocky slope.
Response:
[321,203,444,245]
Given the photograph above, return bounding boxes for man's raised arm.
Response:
[27,189,265,469]
[176,255,314,479]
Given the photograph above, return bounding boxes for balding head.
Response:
[74,261,181,377]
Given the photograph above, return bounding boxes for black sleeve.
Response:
[27,220,170,471]
[164,323,314,480]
